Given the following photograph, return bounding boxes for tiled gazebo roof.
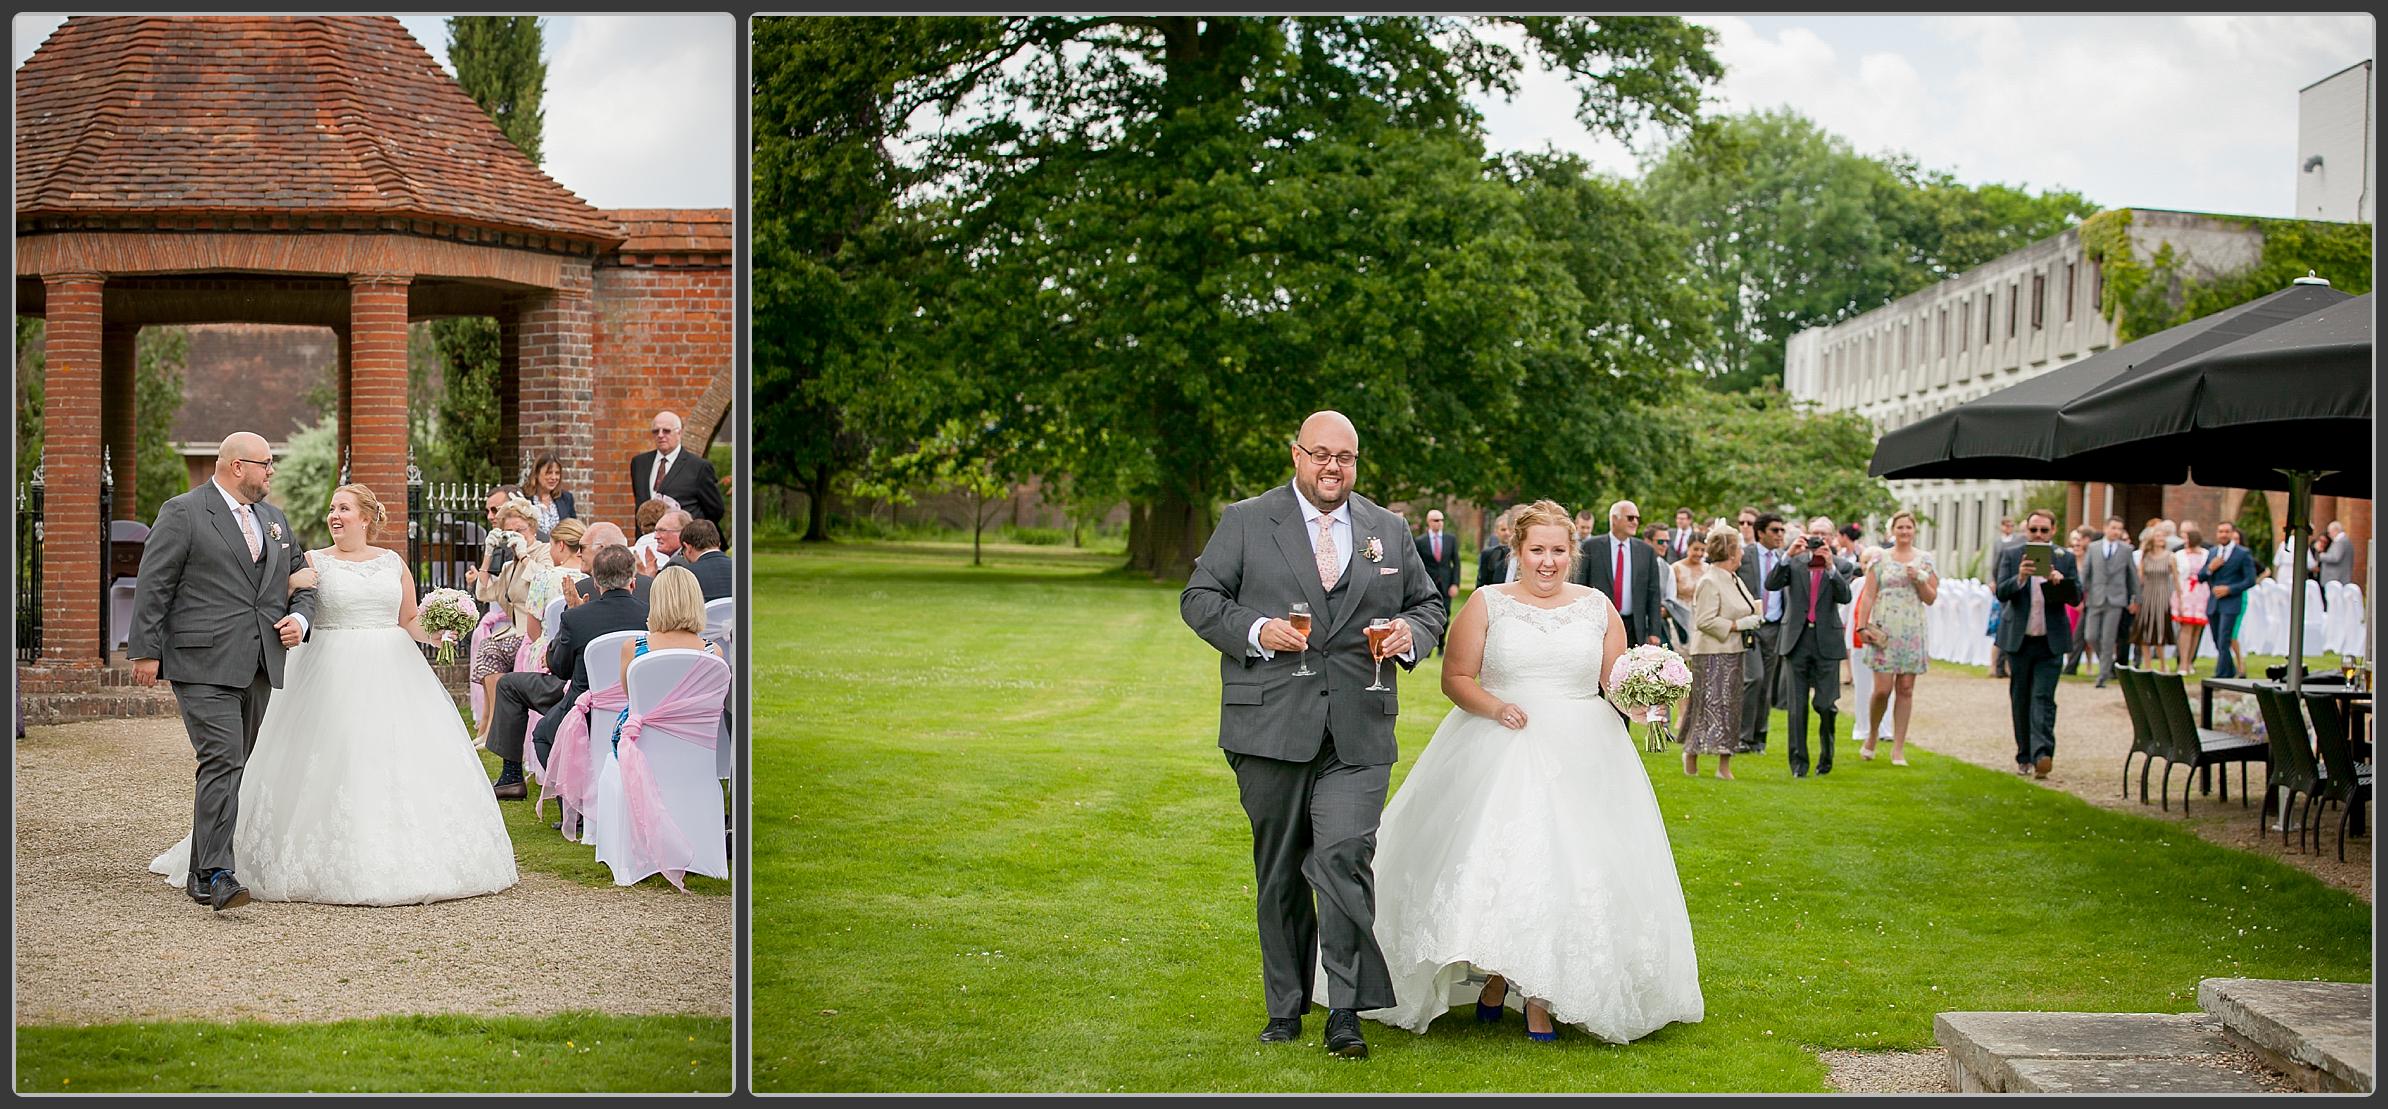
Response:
[609,209,733,264]
[13,15,621,244]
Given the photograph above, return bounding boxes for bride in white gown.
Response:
[153,484,517,906]
[1365,500,1702,1043]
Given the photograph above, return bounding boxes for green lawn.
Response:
[15,1014,728,1094]
[15,728,730,1093]
[752,540,2372,1093]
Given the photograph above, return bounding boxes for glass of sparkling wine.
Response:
[1364,618,1396,691]
[1288,603,1318,676]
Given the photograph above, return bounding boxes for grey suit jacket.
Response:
[2316,537,2354,586]
[1763,549,1856,659]
[1181,483,1448,767]
[2081,539,2138,609]
[127,484,317,689]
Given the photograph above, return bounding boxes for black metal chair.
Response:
[2303,691,2372,862]
[2252,686,2326,852]
[2149,671,2265,815]
[2115,667,2164,803]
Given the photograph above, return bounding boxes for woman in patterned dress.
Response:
[2132,533,2178,671]
[2172,524,2212,676]
[467,497,550,747]
[1685,525,1762,779]
[1859,510,1936,766]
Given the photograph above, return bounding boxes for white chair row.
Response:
[542,644,731,890]
[1916,576,2369,666]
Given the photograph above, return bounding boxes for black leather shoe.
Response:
[493,779,527,800]
[207,870,251,911]
[186,870,210,903]
[1258,1016,1301,1044]
[1325,1008,1368,1059]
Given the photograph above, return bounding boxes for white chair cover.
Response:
[703,597,734,650]
[590,649,730,888]
[541,596,567,640]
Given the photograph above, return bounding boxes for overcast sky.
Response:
[1477,14,2374,218]
[12,14,735,211]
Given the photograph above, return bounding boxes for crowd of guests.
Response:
[456,409,733,800]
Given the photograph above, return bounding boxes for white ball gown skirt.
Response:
[1364,690,1704,1042]
[151,624,519,906]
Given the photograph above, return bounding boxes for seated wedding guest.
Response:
[577,521,656,605]
[631,409,725,525]
[526,454,577,540]
[469,497,552,746]
[522,518,592,664]
[673,519,734,601]
[606,564,725,753]
[487,544,649,798]
[635,508,691,576]
[1685,526,1762,780]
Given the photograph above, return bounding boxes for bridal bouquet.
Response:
[1607,644,1693,752]
[419,588,480,665]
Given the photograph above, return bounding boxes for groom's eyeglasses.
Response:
[238,457,276,472]
[1294,443,1358,468]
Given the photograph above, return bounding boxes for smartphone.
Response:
[2022,542,2055,578]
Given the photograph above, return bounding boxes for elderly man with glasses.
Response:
[629,410,725,528]
[1993,509,2079,778]
[1571,499,1666,647]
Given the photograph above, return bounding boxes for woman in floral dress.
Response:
[1859,511,1936,765]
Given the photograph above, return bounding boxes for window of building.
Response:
[2091,260,2104,314]
[1938,307,1949,360]
[1984,290,1994,344]
[2064,262,2077,322]
[1959,300,1970,351]
[2007,282,2018,338]
[2031,273,2045,331]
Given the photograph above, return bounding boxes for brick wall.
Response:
[589,259,733,526]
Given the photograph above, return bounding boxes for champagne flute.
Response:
[1288,602,1318,677]
[1364,618,1396,692]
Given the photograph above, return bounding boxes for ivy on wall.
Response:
[2079,208,2374,343]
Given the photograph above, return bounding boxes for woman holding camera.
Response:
[1683,524,1764,780]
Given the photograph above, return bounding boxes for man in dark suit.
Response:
[485,544,650,798]
[2199,520,2260,680]
[629,410,725,526]
[1414,509,1462,610]
[1475,508,1514,592]
[1738,512,1791,753]
[1667,507,1697,560]
[1572,499,1665,646]
[670,519,735,601]
[1995,510,2080,778]
[1765,516,1856,778]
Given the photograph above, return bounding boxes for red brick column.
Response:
[40,273,105,667]
[345,274,412,504]
[101,323,138,519]
[516,263,596,519]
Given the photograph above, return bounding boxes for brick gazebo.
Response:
[15,16,730,698]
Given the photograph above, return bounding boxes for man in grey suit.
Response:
[2315,521,2355,590]
[128,433,317,911]
[1737,513,1791,753]
[2080,516,2138,688]
[1765,516,1856,778]
[1181,411,1447,1061]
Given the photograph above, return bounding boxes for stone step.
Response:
[18,686,184,727]
[2199,978,2374,1092]
[1936,1011,2285,1093]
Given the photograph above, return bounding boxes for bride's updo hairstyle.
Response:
[1509,499,1575,554]
[332,483,388,539]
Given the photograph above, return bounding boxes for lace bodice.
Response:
[1479,587,1612,700]
[308,548,404,630]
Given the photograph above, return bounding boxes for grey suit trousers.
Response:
[174,670,273,876]
[1228,732,1394,1018]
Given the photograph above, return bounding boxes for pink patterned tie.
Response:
[237,504,262,562]
[1316,515,1341,591]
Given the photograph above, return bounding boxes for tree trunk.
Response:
[971,486,988,567]
[1125,501,1154,575]
[802,464,833,542]
[1144,486,1208,581]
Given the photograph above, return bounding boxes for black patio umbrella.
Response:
[2054,288,2372,688]
[1870,282,2353,483]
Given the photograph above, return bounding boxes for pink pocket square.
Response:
[1379,567,1400,575]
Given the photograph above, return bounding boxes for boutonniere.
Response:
[267,522,284,542]
[1364,537,1384,563]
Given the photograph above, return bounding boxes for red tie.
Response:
[1612,540,1626,612]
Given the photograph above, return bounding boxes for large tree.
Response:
[427,15,549,487]
[1641,109,2096,391]
[763,16,1723,576]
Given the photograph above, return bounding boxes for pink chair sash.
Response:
[615,662,731,892]
[540,680,630,822]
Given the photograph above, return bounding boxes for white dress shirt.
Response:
[214,480,307,637]
[1606,530,1636,615]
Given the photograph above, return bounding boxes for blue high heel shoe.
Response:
[1476,977,1507,1023]
[1525,1003,1557,1042]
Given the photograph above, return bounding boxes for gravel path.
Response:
[1819,1049,1953,1092]
[1892,666,2371,903]
[14,718,733,1026]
